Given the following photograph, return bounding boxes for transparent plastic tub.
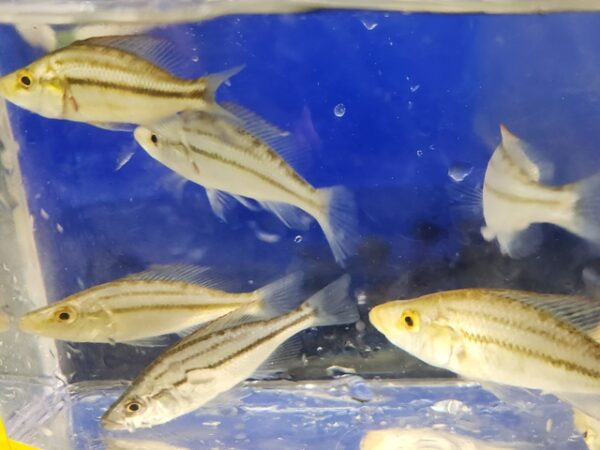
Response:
[0,2,598,449]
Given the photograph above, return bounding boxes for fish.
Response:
[105,437,190,450]
[574,408,600,450]
[101,275,358,430]
[0,35,241,129]
[360,427,528,450]
[480,125,600,258]
[18,265,303,346]
[133,103,358,265]
[369,289,600,419]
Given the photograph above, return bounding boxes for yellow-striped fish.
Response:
[481,125,600,258]
[0,35,240,128]
[360,427,527,450]
[369,289,600,419]
[134,104,358,265]
[101,275,358,430]
[18,265,302,346]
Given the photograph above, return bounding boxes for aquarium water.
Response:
[0,2,597,449]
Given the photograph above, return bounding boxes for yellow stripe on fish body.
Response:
[369,289,600,395]
[0,35,241,126]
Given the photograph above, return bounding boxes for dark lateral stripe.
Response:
[184,125,313,190]
[153,311,312,391]
[460,330,600,379]
[186,142,320,210]
[65,77,206,99]
[446,306,581,351]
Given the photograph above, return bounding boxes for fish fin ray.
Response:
[201,65,245,121]
[205,189,238,223]
[499,125,554,182]
[220,101,309,171]
[123,265,240,292]
[72,34,187,75]
[446,182,483,214]
[258,201,313,230]
[496,289,600,333]
[255,271,305,318]
[252,335,303,379]
[308,275,358,327]
[316,186,359,266]
[572,171,600,243]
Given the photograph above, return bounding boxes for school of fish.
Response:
[2,32,598,448]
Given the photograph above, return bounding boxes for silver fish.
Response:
[19,265,302,346]
[101,275,358,430]
[0,35,240,128]
[481,125,600,258]
[369,288,600,419]
[133,103,358,265]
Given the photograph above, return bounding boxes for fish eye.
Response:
[150,134,158,144]
[17,70,33,88]
[53,306,76,324]
[397,309,420,332]
[124,400,143,414]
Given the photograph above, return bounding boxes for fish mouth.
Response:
[368,305,387,335]
[17,314,38,334]
[101,414,127,431]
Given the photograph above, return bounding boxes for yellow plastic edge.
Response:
[0,417,40,450]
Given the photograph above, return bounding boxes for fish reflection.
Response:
[105,437,190,450]
[360,427,526,450]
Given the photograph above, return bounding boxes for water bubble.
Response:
[431,399,472,415]
[360,18,379,30]
[355,320,366,332]
[409,84,420,92]
[334,103,346,118]
[416,149,424,157]
[192,55,200,63]
[294,235,303,243]
[40,208,49,220]
[448,162,473,182]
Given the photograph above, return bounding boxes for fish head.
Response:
[102,384,185,431]
[369,297,456,366]
[134,122,186,161]
[0,59,65,118]
[18,299,111,342]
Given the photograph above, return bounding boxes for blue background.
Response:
[1,12,600,382]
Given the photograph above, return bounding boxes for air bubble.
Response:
[360,19,379,30]
[294,235,303,243]
[334,103,346,117]
[448,162,473,182]
[416,149,424,157]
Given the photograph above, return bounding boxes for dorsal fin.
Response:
[499,125,554,183]
[71,34,187,75]
[122,264,237,292]
[220,101,309,171]
[497,290,600,333]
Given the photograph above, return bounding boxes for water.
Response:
[0,6,597,450]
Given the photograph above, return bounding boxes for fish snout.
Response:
[101,413,126,431]
[368,305,389,335]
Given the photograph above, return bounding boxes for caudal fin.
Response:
[316,186,359,266]
[200,65,245,121]
[573,172,600,243]
[307,275,359,327]
[255,271,305,318]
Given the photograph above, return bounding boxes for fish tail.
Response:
[307,275,359,327]
[572,171,600,243]
[255,271,305,318]
[315,186,359,266]
[200,65,245,121]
